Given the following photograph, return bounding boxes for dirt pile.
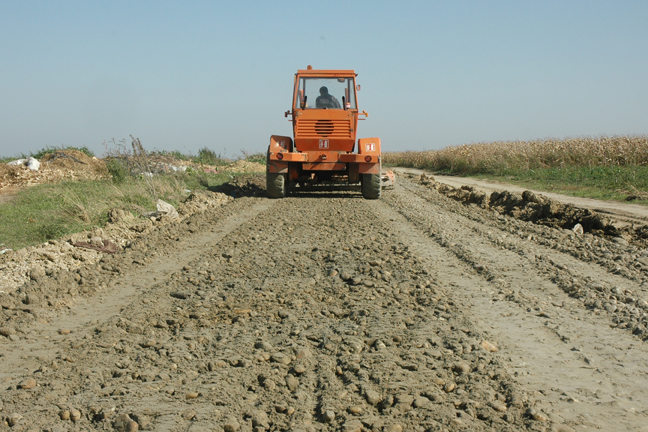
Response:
[0,191,233,293]
[411,173,648,247]
[210,174,266,197]
[0,150,109,191]
[221,160,265,173]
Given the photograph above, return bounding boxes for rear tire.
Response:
[267,172,287,198]
[361,173,381,199]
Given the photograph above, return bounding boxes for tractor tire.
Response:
[267,172,287,198]
[361,173,381,200]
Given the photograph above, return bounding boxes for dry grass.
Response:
[384,135,648,174]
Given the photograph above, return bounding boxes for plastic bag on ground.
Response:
[26,157,40,171]
[156,199,179,219]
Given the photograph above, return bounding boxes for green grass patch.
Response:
[0,170,230,251]
[471,165,648,203]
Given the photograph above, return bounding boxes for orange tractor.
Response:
[267,66,392,199]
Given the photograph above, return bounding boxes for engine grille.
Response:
[296,119,352,138]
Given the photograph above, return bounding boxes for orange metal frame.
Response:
[268,66,380,177]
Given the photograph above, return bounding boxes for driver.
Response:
[316,86,341,109]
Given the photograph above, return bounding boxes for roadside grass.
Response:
[384,135,648,204]
[0,136,266,251]
[474,166,648,202]
[0,170,230,251]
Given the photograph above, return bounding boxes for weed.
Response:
[195,147,226,166]
[384,135,648,203]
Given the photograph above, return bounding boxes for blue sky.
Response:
[1,1,647,158]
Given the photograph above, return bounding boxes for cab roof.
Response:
[296,66,356,77]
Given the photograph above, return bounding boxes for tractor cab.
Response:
[289,67,363,153]
[294,76,357,110]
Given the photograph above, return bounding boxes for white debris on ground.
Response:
[6,157,40,171]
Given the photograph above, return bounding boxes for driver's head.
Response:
[319,86,329,95]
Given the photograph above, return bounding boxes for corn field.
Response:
[383,135,648,175]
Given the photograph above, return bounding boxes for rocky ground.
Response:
[1,174,648,431]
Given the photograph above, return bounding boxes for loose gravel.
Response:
[1,175,647,431]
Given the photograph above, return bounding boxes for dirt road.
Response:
[2,176,648,431]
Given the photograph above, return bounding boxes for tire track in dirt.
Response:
[3,182,648,431]
[1,193,539,432]
[0,199,271,381]
[380,179,648,431]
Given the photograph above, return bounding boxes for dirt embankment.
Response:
[408,173,648,248]
[1,175,648,431]
[0,151,109,191]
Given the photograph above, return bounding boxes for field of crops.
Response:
[383,135,648,174]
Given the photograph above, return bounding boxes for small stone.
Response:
[141,339,156,348]
[59,329,71,335]
[286,375,299,392]
[295,347,310,359]
[252,410,270,429]
[181,410,196,420]
[185,392,199,399]
[481,340,499,352]
[255,341,273,351]
[70,408,81,422]
[322,409,335,423]
[384,425,403,432]
[526,407,548,422]
[271,353,291,365]
[59,410,70,420]
[342,419,363,432]
[18,377,37,389]
[453,363,470,375]
[489,400,507,412]
[0,327,15,337]
[328,269,338,277]
[293,364,307,374]
[7,413,23,427]
[444,382,456,393]
[365,389,381,405]
[432,377,445,386]
[413,397,429,408]
[113,413,138,432]
[348,406,363,415]
[286,407,295,415]
[223,418,240,432]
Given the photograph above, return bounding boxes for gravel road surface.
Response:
[1,175,648,432]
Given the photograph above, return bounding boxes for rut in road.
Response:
[3,192,538,432]
[381,178,648,431]
[2,179,648,432]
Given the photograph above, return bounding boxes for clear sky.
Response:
[1,1,647,159]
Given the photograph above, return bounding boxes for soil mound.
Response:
[222,159,265,173]
[409,173,648,246]
[41,150,107,175]
[0,150,108,191]
[0,191,232,293]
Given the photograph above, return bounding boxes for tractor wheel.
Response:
[361,173,381,200]
[267,172,287,198]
